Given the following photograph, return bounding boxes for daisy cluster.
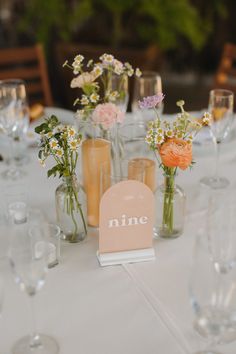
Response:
[64,53,141,116]
[143,98,211,150]
[35,115,82,177]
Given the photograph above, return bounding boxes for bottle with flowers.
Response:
[139,95,211,238]
[35,115,87,243]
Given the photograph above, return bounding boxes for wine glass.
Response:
[0,79,29,180]
[207,188,236,274]
[111,74,129,113]
[8,221,59,354]
[200,89,234,189]
[132,71,163,122]
[189,230,236,354]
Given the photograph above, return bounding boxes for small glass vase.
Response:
[55,175,87,243]
[154,171,186,239]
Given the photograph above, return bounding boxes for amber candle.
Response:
[128,158,156,192]
[82,139,111,227]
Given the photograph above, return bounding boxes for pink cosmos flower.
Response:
[139,93,165,109]
[92,103,124,130]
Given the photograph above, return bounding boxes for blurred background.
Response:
[0,0,236,112]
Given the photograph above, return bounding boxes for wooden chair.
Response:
[0,44,53,106]
[55,42,161,109]
[214,43,236,95]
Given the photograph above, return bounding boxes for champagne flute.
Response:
[132,71,163,122]
[0,79,29,180]
[111,74,129,113]
[189,231,236,354]
[9,221,59,354]
[200,89,234,189]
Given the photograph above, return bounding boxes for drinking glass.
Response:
[111,74,129,113]
[200,89,234,189]
[9,221,59,354]
[132,71,163,122]
[207,189,236,274]
[0,79,29,180]
[189,230,236,354]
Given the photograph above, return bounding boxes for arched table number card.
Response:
[97,180,155,266]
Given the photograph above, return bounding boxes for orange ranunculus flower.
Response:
[159,138,192,170]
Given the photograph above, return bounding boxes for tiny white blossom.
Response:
[49,138,59,150]
[166,130,174,138]
[135,68,142,77]
[68,139,79,151]
[109,91,118,101]
[155,134,164,145]
[90,93,100,103]
[92,65,103,78]
[81,95,89,105]
[38,158,46,167]
[67,127,76,138]
[55,147,63,157]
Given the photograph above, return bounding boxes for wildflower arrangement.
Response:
[63,53,141,127]
[35,115,87,241]
[140,94,211,235]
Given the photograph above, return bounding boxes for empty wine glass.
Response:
[9,221,59,354]
[111,74,129,112]
[0,79,29,180]
[189,230,236,354]
[207,189,236,274]
[132,71,163,122]
[200,89,234,189]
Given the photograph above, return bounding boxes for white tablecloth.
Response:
[1,109,236,354]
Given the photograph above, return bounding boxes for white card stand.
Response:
[97,248,155,266]
[97,180,155,267]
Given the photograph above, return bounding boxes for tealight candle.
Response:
[128,158,156,192]
[82,138,111,227]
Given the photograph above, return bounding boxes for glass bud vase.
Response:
[154,173,186,239]
[55,175,87,243]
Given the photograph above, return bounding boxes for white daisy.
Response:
[90,93,100,103]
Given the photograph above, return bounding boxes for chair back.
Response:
[0,44,53,106]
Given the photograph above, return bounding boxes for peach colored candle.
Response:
[82,139,111,227]
[128,158,156,192]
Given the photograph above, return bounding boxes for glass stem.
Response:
[29,294,41,348]
[214,139,221,181]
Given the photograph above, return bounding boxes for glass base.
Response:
[12,334,59,354]
[200,176,229,189]
[60,230,86,243]
[153,227,183,240]
[1,167,25,180]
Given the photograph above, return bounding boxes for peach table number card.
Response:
[97,180,155,266]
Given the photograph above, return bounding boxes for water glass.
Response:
[111,74,129,112]
[132,71,163,122]
[9,220,59,354]
[0,79,29,180]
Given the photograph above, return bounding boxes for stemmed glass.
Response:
[200,89,234,189]
[9,221,59,354]
[207,189,236,274]
[0,79,29,180]
[189,230,236,354]
[132,71,163,122]
[111,74,129,113]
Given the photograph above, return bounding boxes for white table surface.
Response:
[1,108,236,354]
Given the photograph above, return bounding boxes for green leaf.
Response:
[47,165,59,178]
[35,122,48,134]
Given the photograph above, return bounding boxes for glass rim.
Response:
[136,70,161,80]
[210,88,234,97]
[82,137,111,149]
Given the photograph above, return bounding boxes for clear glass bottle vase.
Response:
[154,171,186,239]
[55,175,87,243]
